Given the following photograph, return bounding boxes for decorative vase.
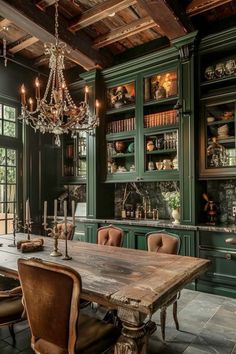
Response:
[171,208,180,224]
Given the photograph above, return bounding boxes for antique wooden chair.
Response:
[18,258,120,354]
[0,275,25,343]
[97,224,124,247]
[57,223,75,240]
[146,230,181,341]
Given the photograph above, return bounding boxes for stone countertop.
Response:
[49,216,236,233]
[76,218,236,233]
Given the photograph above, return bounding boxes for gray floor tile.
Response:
[0,290,236,353]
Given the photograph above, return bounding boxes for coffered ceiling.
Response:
[0,0,235,72]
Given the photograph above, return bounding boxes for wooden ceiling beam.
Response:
[94,16,157,48]
[69,0,137,31]
[186,0,232,16]
[137,0,193,40]
[33,54,48,67]
[9,36,39,54]
[35,0,56,11]
[0,18,11,28]
[0,0,110,70]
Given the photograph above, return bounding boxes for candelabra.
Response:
[62,225,74,261]
[43,221,62,257]
[22,220,33,241]
[8,214,21,247]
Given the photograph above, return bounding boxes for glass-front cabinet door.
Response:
[62,132,87,182]
[105,80,137,181]
[200,98,236,177]
[141,68,179,180]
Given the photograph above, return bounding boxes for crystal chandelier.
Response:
[19,0,99,147]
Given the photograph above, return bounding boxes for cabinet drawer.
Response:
[199,231,236,250]
[199,247,236,286]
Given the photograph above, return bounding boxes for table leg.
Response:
[114,307,155,354]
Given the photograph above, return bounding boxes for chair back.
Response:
[57,223,75,240]
[18,258,81,353]
[97,225,124,247]
[146,230,180,255]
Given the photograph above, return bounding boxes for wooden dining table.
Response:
[0,233,210,354]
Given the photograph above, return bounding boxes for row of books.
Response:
[144,110,178,128]
[107,117,135,134]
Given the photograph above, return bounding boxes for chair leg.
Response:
[160,307,166,341]
[173,301,179,331]
[8,324,16,344]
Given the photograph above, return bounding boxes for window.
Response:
[0,103,17,137]
[0,101,19,234]
[0,147,17,234]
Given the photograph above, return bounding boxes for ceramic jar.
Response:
[215,63,225,78]
[163,159,172,170]
[225,59,236,76]
[204,66,215,80]
[148,161,155,170]
[114,141,126,153]
[146,140,155,151]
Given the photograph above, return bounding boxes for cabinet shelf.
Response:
[144,124,179,133]
[200,75,236,88]
[146,149,177,155]
[110,153,135,158]
[106,131,136,140]
[207,119,234,126]
[143,96,178,107]
[106,104,135,115]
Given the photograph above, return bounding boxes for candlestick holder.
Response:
[8,215,22,247]
[22,220,33,240]
[43,222,62,257]
[62,226,73,261]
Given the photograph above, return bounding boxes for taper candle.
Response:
[54,199,57,223]
[25,199,29,223]
[72,200,75,226]
[43,201,47,226]
[64,200,67,229]
[95,99,99,116]
[85,86,89,103]
[21,84,26,105]
[29,97,33,112]
[35,77,40,99]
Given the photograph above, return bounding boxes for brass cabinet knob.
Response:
[225,253,232,260]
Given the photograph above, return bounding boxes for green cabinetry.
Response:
[197,230,236,298]
[199,27,236,179]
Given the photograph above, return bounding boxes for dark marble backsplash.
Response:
[114,181,180,219]
[207,180,236,224]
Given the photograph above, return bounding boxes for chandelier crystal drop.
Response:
[19,0,99,147]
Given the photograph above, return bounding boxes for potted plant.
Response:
[163,191,181,224]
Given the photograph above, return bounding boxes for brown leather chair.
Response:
[0,275,25,343]
[97,224,124,247]
[56,223,75,240]
[18,258,120,354]
[146,230,181,341]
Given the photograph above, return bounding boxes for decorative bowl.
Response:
[114,141,126,153]
[207,116,215,123]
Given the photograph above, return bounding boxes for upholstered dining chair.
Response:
[97,224,124,247]
[18,258,120,354]
[146,230,181,341]
[56,223,75,240]
[0,275,25,343]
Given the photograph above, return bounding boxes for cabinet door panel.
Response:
[199,248,236,286]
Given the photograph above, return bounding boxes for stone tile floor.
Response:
[0,289,236,353]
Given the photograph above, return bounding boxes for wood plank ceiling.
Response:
[0,0,235,71]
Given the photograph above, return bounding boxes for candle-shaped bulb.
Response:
[21,84,26,105]
[35,77,40,99]
[25,199,29,223]
[85,86,89,103]
[95,99,99,116]
[29,97,33,112]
